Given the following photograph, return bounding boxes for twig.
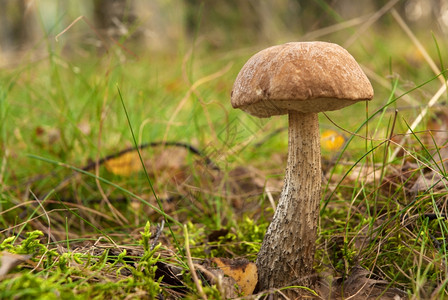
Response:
[265,186,277,212]
[19,139,219,197]
[82,141,220,172]
[183,225,208,300]
[35,140,219,201]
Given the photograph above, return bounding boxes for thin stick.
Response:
[29,190,53,246]
[265,186,277,212]
[184,225,208,300]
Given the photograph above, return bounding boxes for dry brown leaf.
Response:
[152,147,188,173]
[426,109,448,146]
[321,266,407,300]
[410,168,448,193]
[0,251,31,276]
[399,110,448,193]
[198,263,238,299]
[77,120,91,135]
[346,164,382,184]
[34,126,61,145]
[211,257,258,296]
[104,151,142,176]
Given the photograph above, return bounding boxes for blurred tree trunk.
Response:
[0,0,36,53]
[184,0,263,46]
[93,0,139,43]
[184,0,306,46]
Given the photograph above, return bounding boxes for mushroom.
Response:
[231,42,373,295]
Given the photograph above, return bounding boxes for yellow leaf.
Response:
[105,151,142,176]
[212,257,258,295]
[321,129,345,151]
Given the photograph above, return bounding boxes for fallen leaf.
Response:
[200,264,238,298]
[211,257,258,296]
[105,151,142,176]
[34,126,61,145]
[207,228,229,242]
[321,129,345,151]
[410,166,448,193]
[0,251,31,276]
[343,266,407,299]
[154,261,186,296]
[153,147,188,174]
[77,120,91,135]
[321,266,407,300]
[408,110,448,193]
[346,164,382,184]
[405,47,424,67]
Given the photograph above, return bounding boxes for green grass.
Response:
[1,5,448,299]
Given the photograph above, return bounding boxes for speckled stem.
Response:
[256,111,321,296]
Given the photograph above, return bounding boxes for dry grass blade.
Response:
[0,149,8,192]
[162,61,233,143]
[344,0,401,48]
[390,9,443,83]
[93,80,129,226]
[389,82,448,163]
[302,14,369,40]
[0,209,73,235]
[29,190,53,245]
[184,225,208,300]
[362,67,419,107]
[386,8,448,163]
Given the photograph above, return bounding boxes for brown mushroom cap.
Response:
[231,41,374,118]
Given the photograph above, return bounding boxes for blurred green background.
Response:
[1,0,447,58]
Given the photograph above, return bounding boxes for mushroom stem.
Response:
[256,110,321,294]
